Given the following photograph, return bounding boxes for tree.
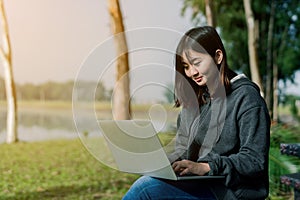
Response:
[243,0,263,96]
[0,0,18,143]
[266,0,275,116]
[205,0,216,27]
[270,0,300,122]
[182,0,215,27]
[252,0,300,122]
[108,0,131,120]
[0,76,5,99]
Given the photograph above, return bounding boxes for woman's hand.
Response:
[172,160,210,176]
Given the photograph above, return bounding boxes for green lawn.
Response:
[0,139,139,200]
[1,130,299,199]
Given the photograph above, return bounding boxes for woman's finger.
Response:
[172,162,181,172]
[180,167,190,176]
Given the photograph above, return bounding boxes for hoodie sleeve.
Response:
[168,106,201,163]
[167,111,189,162]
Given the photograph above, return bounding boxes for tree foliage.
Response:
[0,77,111,102]
[181,0,300,85]
[270,0,300,82]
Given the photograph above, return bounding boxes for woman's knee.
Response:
[122,176,164,200]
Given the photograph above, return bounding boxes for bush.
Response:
[269,124,300,199]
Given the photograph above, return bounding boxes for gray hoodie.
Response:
[170,76,270,200]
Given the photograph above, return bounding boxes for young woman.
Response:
[122,26,270,200]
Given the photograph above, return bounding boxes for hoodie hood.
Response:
[230,74,261,95]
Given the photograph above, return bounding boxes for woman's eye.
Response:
[194,62,201,66]
[182,64,189,69]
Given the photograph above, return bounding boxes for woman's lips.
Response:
[194,76,203,82]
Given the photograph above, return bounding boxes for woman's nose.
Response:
[189,65,199,76]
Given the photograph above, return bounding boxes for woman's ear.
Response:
[215,49,223,65]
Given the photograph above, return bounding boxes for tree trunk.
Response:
[0,0,18,143]
[108,0,131,120]
[266,0,275,117]
[205,0,216,27]
[243,0,263,97]
[272,61,278,124]
[272,25,288,124]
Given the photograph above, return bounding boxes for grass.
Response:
[1,128,300,199]
[0,139,139,200]
[0,133,175,200]
[1,100,74,110]
[0,100,180,113]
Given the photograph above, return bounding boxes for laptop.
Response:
[98,120,224,181]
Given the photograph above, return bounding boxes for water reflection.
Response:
[0,107,178,143]
[0,109,81,143]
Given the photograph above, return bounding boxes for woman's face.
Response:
[181,49,220,87]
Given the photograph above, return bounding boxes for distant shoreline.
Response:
[0,100,179,112]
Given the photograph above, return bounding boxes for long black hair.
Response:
[174,26,236,107]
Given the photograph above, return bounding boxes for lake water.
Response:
[0,105,179,144]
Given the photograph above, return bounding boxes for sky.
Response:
[0,0,197,102]
[0,0,299,102]
[2,0,193,82]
